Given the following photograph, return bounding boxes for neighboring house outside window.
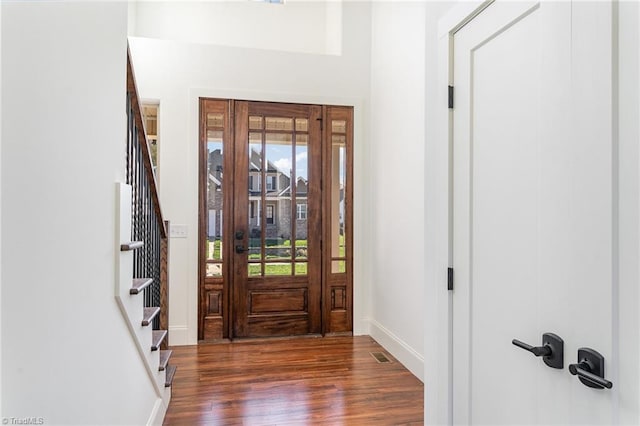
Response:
[266,205,275,225]
[246,148,309,239]
[267,175,277,191]
[249,175,262,191]
[297,203,307,220]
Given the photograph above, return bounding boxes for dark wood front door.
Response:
[198,99,352,340]
[232,101,322,337]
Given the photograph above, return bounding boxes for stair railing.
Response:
[126,47,169,338]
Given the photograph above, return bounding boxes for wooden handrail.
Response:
[126,46,167,239]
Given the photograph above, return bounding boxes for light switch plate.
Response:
[170,224,188,238]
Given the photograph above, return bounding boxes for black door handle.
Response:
[569,348,613,389]
[235,245,248,254]
[512,339,552,357]
[569,363,613,389]
[512,332,564,369]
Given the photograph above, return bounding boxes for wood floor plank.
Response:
[163,335,423,425]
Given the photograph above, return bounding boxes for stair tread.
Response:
[151,330,167,351]
[159,350,172,371]
[130,278,153,295]
[165,365,177,387]
[142,307,161,326]
[120,241,144,251]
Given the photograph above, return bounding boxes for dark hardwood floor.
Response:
[163,335,424,425]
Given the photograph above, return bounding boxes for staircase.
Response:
[113,46,176,419]
[116,224,175,402]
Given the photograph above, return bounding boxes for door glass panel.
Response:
[249,116,263,130]
[206,129,224,277]
[207,113,223,128]
[265,117,293,131]
[295,262,308,275]
[264,131,292,275]
[295,232,307,260]
[265,133,293,145]
[265,263,292,276]
[248,263,262,276]
[332,260,346,274]
[331,120,346,133]
[249,132,262,144]
[249,135,263,259]
[295,133,308,266]
[243,111,327,281]
[331,134,347,270]
[206,219,222,261]
[207,130,223,141]
[206,263,223,277]
[295,118,308,132]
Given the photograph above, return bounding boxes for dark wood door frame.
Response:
[322,106,354,334]
[198,98,353,341]
[198,98,235,340]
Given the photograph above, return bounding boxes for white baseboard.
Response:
[353,316,371,336]
[368,319,424,382]
[146,398,167,426]
[168,326,190,346]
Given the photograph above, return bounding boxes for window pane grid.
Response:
[205,111,225,278]
[248,114,308,277]
[329,118,348,275]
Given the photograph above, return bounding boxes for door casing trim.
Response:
[433,2,498,425]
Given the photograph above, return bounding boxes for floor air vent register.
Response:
[370,352,392,363]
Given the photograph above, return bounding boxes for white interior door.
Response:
[452,1,614,424]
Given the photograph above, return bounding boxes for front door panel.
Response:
[233,101,322,337]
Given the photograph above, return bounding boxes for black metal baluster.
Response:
[125,81,167,334]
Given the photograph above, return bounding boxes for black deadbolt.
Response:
[569,348,612,389]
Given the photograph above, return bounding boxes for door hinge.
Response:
[448,86,454,109]
[447,267,454,291]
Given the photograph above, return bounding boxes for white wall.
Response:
[368,1,428,380]
[131,0,342,55]
[130,0,437,385]
[0,1,3,417]
[128,1,373,346]
[2,3,161,424]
